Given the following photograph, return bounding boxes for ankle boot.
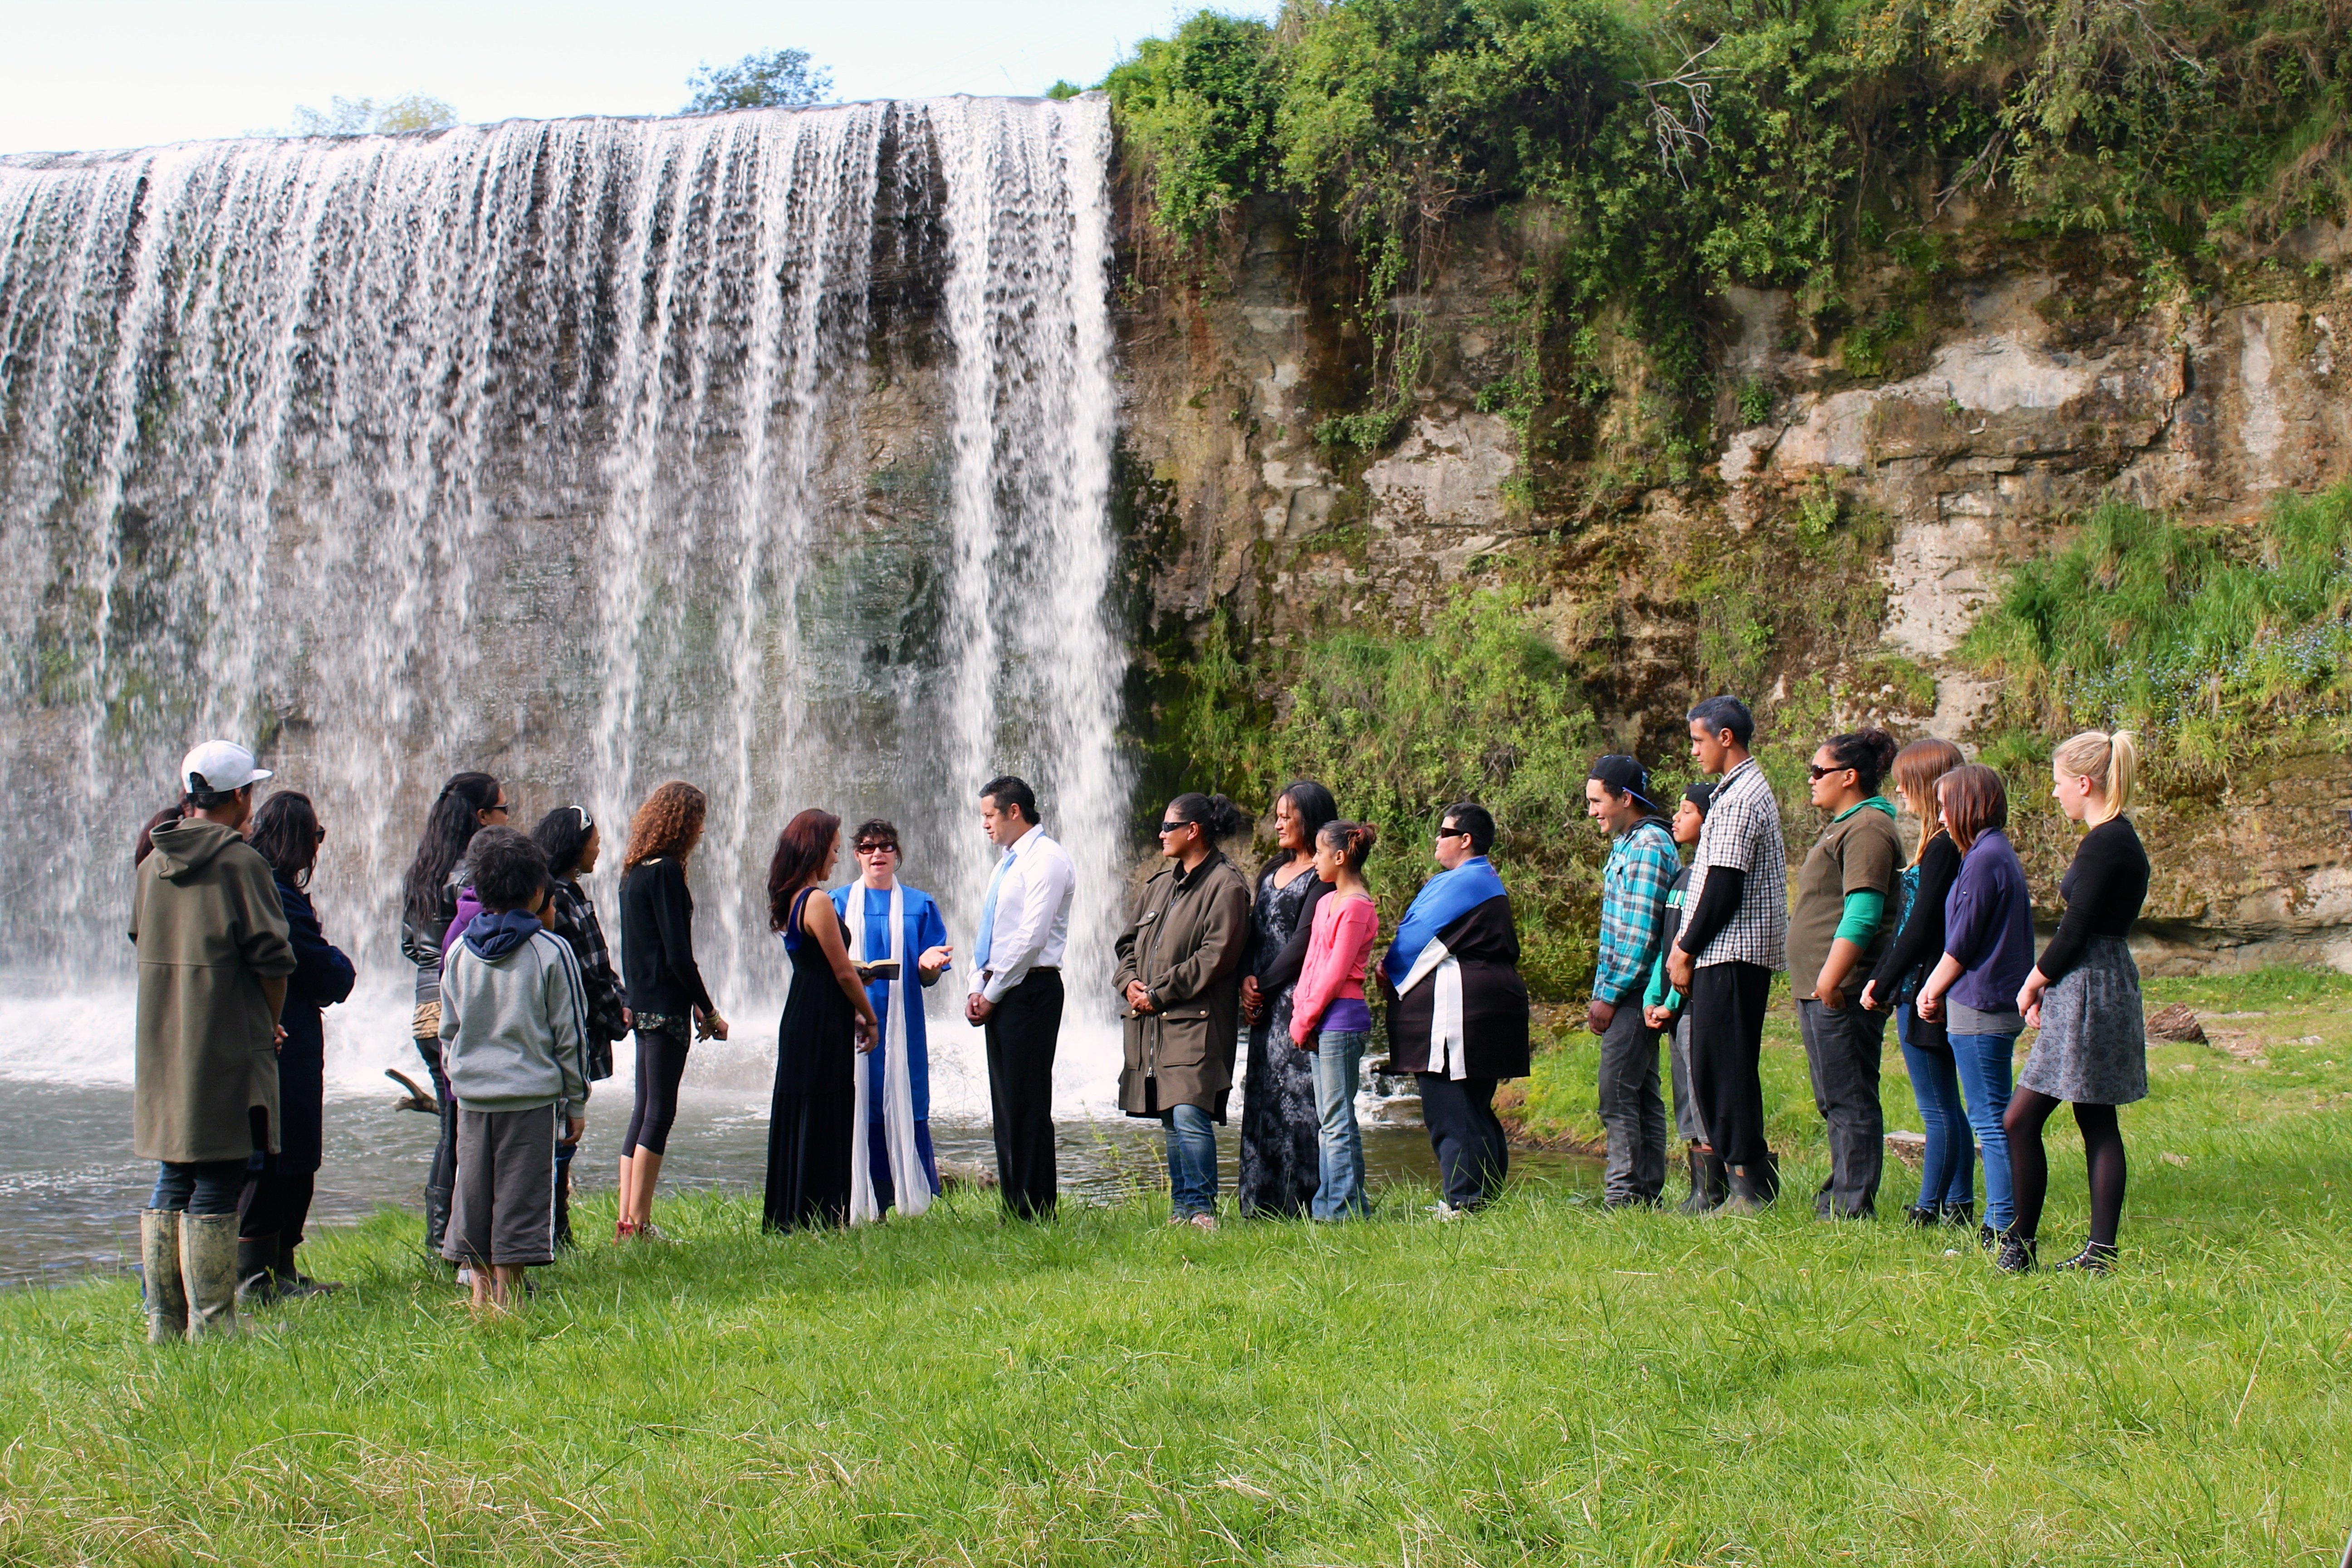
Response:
[235,1232,280,1306]
[1903,1203,1940,1228]
[1720,1162,1771,1215]
[1993,1232,2038,1274]
[2052,1240,2117,1274]
[272,1235,343,1298]
[1678,1148,1727,1215]
[139,1210,187,1345]
[1940,1201,1975,1229]
[180,1213,244,1340]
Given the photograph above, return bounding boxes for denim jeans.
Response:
[1897,1004,1973,1209]
[1949,1030,2019,1231]
[1308,1030,1369,1220]
[149,1159,248,1216]
[1161,1103,1218,1216]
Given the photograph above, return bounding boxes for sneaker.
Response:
[1186,1213,1219,1232]
[2052,1240,2117,1274]
[455,1266,475,1287]
[1976,1222,2000,1252]
[1994,1234,2038,1274]
[1428,1202,1469,1222]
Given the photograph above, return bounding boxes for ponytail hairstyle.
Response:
[249,791,324,890]
[1315,817,1380,872]
[1168,791,1249,842]
[1889,737,1965,865]
[624,781,709,871]
[403,771,500,928]
[1820,727,1900,796]
[2053,730,2139,825]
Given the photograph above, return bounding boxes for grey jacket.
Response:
[438,927,593,1117]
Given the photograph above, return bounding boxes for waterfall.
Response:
[0,99,1128,1112]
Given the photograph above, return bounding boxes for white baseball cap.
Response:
[179,740,274,795]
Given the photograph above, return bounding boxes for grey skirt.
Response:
[2019,935,2146,1105]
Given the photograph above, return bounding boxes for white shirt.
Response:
[972,823,1075,1004]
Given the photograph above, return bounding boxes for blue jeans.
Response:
[1161,1104,1218,1216]
[1309,1030,1369,1220]
[1898,1005,1973,1209]
[1950,1031,2019,1231]
[150,1159,248,1216]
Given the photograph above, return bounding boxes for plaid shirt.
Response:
[1679,756,1788,971]
[1594,817,1679,1004]
[547,877,629,1053]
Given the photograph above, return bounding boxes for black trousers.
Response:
[1687,961,1774,1174]
[1417,1072,1507,1209]
[1797,997,1887,1217]
[415,1035,458,1253]
[984,970,1063,1219]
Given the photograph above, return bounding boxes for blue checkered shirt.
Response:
[1594,817,1679,1004]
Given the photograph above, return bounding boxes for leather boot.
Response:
[1720,1161,1772,1215]
[272,1235,343,1298]
[180,1212,244,1341]
[1677,1147,1726,1215]
[139,1209,187,1345]
[236,1233,280,1306]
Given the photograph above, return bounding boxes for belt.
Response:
[982,967,1060,982]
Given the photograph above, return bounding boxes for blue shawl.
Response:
[1382,857,1508,989]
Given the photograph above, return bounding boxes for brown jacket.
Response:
[131,818,298,1162]
[1112,849,1251,1119]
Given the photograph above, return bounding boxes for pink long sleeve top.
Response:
[1289,893,1380,1045]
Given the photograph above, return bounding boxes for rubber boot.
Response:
[1677,1148,1726,1215]
[236,1232,280,1306]
[1720,1161,1772,1216]
[180,1213,244,1340]
[139,1209,187,1345]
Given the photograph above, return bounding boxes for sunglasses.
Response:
[1436,826,1470,840]
[856,841,897,854]
[1156,820,1196,835]
[1807,764,1852,781]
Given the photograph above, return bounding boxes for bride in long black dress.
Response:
[763,809,879,1233]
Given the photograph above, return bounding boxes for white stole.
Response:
[843,881,931,1223]
[1396,936,1468,1081]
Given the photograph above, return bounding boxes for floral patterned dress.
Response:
[1237,865,1323,1216]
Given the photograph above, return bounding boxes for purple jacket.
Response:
[1942,829,2034,1014]
[441,885,484,964]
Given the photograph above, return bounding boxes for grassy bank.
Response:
[5,969,2350,1565]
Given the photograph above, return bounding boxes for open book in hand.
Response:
[853,959,902,984]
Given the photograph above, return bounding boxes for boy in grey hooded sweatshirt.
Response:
[437,828,590,1308]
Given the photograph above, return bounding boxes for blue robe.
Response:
[830,882,948,1205]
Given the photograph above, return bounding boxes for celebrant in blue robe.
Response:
[830,819,953,1217]
[1379,801,1530,1214]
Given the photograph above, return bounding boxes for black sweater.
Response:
[619,857,715,1019]
[1866,831,1963,997]
[2036,816,2150,981]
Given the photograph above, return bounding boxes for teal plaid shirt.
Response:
[1594,818,1680,1004]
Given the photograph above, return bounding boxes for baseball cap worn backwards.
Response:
[179,740,273,796]
[1588,753,1656,811]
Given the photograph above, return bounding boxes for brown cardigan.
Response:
[1112,849,1251,1120]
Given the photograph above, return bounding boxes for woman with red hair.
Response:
[763,809,878,1233]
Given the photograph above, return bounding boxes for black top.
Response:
[2036,816,2150,982]
[772,888,855,1097]
[1251,863,1333,990]
[1387,895,1530,1080]
[1866,832,1963,996]
[618,857,714,1017]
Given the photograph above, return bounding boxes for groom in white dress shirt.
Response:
[965,774,1076,1219]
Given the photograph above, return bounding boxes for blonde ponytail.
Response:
[2053,730,2137,825]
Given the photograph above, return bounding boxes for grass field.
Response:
[4,968,2349,1566]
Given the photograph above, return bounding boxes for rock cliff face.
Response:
[1108,196,2352,972]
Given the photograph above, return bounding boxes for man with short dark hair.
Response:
[966,775,1075,1218]
[1666,696,1788,1213]
[1585,755,1679,1208]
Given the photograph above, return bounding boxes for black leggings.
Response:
[622,1026,691,1157]
[2004,1088,2127,1245]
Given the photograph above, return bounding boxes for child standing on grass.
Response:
[1644,781,1716,1211]
[1290,819,1381,1220]
[438,828,592,1311]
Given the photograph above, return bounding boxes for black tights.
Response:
[2004,1088,2127,1245]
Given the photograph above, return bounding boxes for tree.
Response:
[290,93,457,137]
[683,48,832,112]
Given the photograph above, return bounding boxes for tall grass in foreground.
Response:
[2,970,2349,1565]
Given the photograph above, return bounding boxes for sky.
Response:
[0,0,1262,155]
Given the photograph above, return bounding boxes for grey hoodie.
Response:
[438,922,592,1117]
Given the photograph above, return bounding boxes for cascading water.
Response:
[0,98,1129,1113]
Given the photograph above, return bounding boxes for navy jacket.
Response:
[275,877,357,1058]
